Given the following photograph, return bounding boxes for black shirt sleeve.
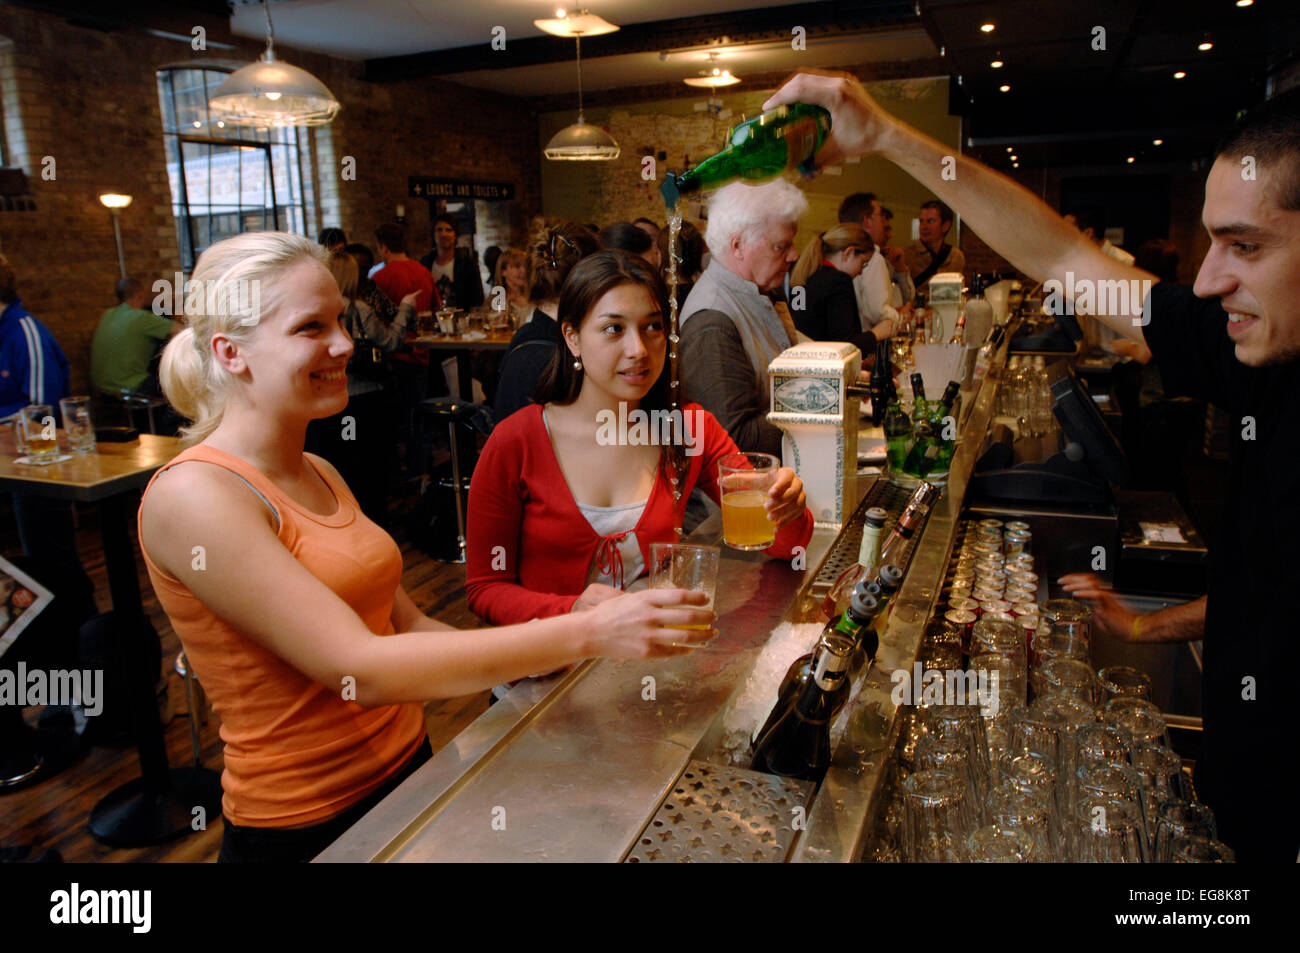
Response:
[1142,282,1235,409]
[680,310,784,457]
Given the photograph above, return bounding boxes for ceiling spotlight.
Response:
[1127,156,1136,164]
[1236,0,1253,6]
[1198,41,1213,52]
[991,59,1004,68]
[1153,138,1163,145]
[1173,71,1187,79]
[1012,162,1019,168]
[980,23,995,33]
[1010,154,1018,161]
[1006,147,1014,153]
[999,84,1010,92]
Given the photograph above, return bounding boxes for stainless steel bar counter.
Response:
[316,350,1007,864]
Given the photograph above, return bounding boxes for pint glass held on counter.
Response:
[717,452,778,551]
[649,543,719,648]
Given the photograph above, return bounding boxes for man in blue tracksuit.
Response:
[0,254,90,624]
[0,256,70,418]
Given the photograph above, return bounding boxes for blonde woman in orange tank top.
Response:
[138,232,714,862]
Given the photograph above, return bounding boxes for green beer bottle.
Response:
[883,396,912,472]
[661,103,832,209]
[904,380,961,476]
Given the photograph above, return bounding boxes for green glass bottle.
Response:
[904,380,961,476]
[884,397,912,471]
[661,103,832,209]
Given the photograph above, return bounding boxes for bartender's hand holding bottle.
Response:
[762,69,899,172]
[1057,573,1145,642]
[581,588,716,658]
[765,468,807,529]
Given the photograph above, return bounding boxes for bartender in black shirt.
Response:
[765,70,1300,862]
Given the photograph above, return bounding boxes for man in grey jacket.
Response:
[679,178,807,457]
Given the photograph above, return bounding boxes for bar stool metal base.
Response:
[88,766,223,847]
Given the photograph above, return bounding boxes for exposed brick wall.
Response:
[0,5,540,395]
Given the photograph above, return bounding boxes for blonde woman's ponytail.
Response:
[790,233,825,289]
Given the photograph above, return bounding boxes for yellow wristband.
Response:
[1131,614,1144,639]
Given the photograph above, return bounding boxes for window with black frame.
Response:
[156,66,315,272]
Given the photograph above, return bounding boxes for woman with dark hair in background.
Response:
[655,218,707,311]
[344,242,396,325]
[466,251,812,627]
[788,223,892,351]
[600,222,662,270]
[490,219,600,422]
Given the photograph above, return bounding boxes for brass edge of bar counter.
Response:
[789,343,1009,863]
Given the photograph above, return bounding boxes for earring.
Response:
[573,358,583,371]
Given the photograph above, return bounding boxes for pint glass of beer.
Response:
[717,452,778,551]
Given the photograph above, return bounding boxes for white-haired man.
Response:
[679,178,807,456]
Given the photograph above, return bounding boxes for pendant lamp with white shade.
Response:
[209,0,340,128]
[538,10,620,161]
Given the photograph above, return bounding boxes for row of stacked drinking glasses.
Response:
[869,520,1231,862]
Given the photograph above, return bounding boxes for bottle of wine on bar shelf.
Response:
[883,395,912,471]
[973,324,1005,382]
[821,506,888,619]
[909,372,928,424]
[758,583,882,746]
[947,308,967,346]
[876,481,941,570]
[903,380,962,477]
[751,632,854,784]
[853,564,903,671]
[870,336,894,426]
[660,103,831,209]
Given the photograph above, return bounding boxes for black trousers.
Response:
[218,736,433,863]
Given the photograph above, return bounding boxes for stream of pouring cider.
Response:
[659,103,832,538]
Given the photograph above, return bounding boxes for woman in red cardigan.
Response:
[467,251,813,626]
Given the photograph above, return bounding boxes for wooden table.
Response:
[0,432,222,846]
[409,328,513,400]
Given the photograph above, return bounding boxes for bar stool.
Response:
[414,396,494,563]
[173,650,208,768]
[100,389,166,434]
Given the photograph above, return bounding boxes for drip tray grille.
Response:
[623,760,814,863]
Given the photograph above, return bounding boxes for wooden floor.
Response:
[0,489,491,863]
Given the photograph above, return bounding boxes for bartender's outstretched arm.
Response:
[1058,573,1206,644]
[764,70,1153,343]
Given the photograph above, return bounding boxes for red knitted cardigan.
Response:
[465,402,814,625]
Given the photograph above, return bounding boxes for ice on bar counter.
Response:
[717,621,825,765]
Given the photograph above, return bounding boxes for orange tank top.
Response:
[137,444,425,828]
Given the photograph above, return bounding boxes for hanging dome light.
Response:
[538,10,620,161]
[209,1,340,128]
[684,53,740,88]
